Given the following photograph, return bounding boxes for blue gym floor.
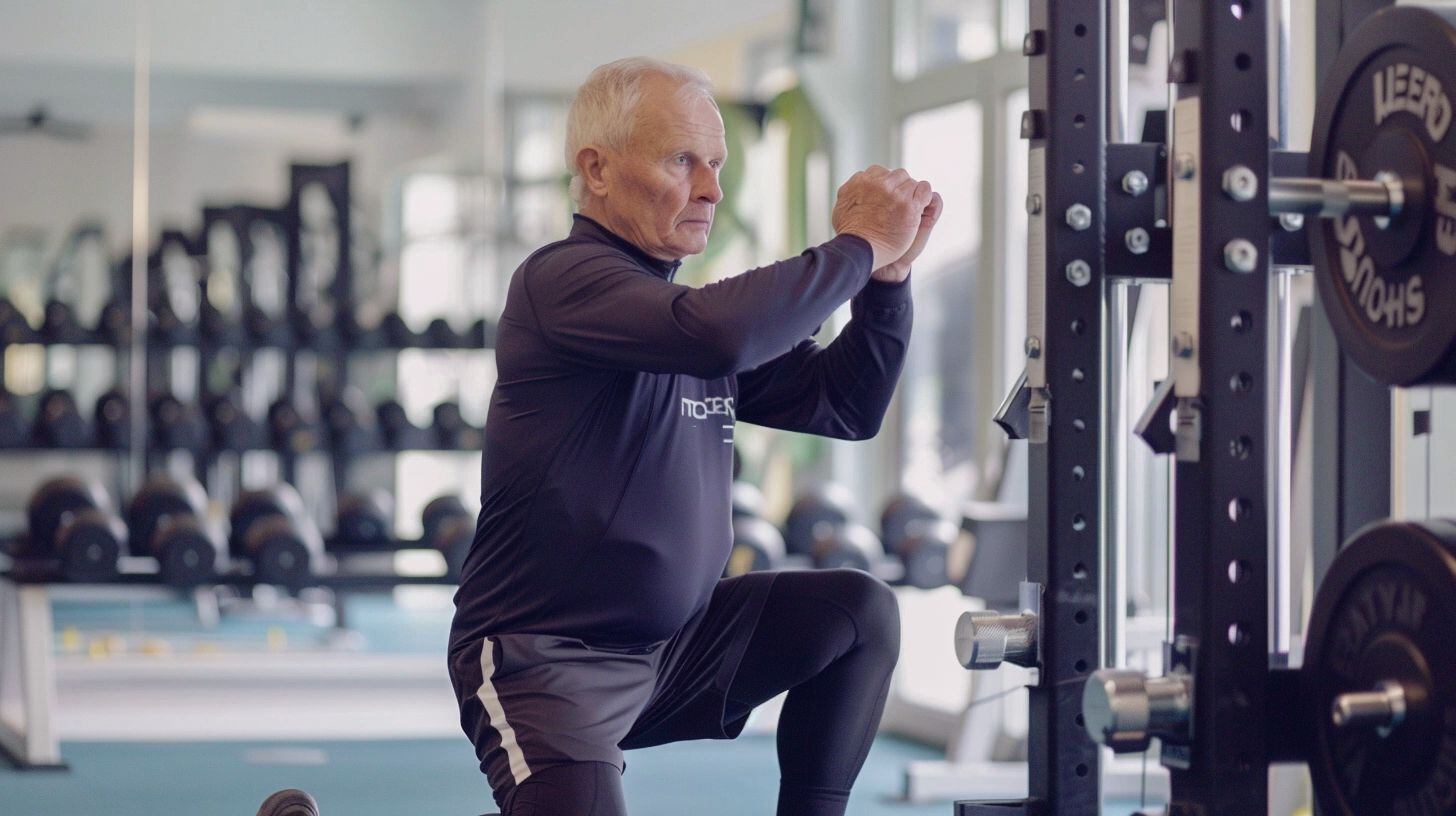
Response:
[9,593,1155,815]
[0,736,1157,815]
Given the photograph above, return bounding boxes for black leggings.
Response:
[503,569,901,816]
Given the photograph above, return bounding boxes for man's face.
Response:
[595,76,726,261]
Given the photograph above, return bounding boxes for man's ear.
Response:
[577,147,611,198]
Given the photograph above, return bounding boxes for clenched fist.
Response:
[831,166,936,271]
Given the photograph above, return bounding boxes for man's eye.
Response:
[675,155,690,165]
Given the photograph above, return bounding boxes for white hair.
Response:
[564,57,717,203]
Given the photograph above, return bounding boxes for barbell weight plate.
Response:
[1303,519,1456,815]
[1310,6,1456,385]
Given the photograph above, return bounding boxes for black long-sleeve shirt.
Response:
[449,215,913,652]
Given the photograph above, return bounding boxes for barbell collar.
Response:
[1331,679,1407,738]
[1267,176,1403,219]
[1081,669,1192,753]
[954,609,1038,670]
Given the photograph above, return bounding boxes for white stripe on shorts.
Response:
[476,637,532,785]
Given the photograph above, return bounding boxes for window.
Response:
[394,173,494,540]
[898,100,983,510]
[895,0,999,80]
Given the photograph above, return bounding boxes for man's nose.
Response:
[695,166,723,205]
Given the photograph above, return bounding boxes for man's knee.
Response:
[820,568,901,660]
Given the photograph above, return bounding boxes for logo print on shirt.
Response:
[680,396,735,443]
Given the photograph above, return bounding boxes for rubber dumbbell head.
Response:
[334,490,394,550]
[34,390,89,448]
[784,483,857,556]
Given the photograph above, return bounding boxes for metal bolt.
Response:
[1171,332,1195,358]
[1026,194,1043,215]
[1122,170,1149,197]
[1223,238,1260,273]
[1174,153,1196,180]
[1125,227,1150,255]
[1065,259,1092,287]
[1222,165,1259,202]
[1279,212,1305,232]
[1065,204,1092,231]
[1024,336,1042,359]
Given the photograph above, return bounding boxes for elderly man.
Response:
[448,57,942,816]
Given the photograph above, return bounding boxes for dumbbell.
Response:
[0,298,38,344]
[126,475,219,586]
[322,388,382,452]
[94,389,130,449]
[41,300,91,343]
[343,311,385,349]
[34,389,90,448]
[880,494,940,555]
[268,399,323,454]
[432,402,481,450]
[205,391,264,451]
[381,312,420,348]
[726,515,786,577]
[421,495,475,579]
[423,318,462,349]
[784,483,856,557]
[150,394,210,451]
[731,481,766,519]
[333,490,394,551]
[464,318,493,348]
[0,389,28,447]
[244,299,290,346]
[880,493,954,589]
[896,528,954,589]
[97,296,131,345]
[376,399,429,449]
[809,522,883,572]
[23,477,125,582]
[229,485,321,586]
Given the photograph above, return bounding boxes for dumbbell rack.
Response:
[0,161,494,771]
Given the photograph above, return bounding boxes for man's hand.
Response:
[831,166,936,271]
[871,192,943,283]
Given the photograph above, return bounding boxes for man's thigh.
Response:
[620,571,779,750]
[504,761,627,816]
[450,634,659,807]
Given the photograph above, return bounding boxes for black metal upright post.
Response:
[959,2,1106,813]
[1162,2,1271,812]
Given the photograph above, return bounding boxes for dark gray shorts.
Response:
[447,571,778,804]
